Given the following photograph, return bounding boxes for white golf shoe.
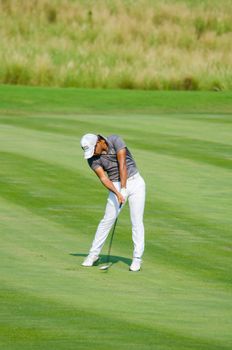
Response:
[81,255,99,267]
[129,258,142,272]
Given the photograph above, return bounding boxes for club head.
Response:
[99,264,110,271]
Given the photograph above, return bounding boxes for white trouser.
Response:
[89,173,146,259]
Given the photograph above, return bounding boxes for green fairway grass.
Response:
[0,85,232,349]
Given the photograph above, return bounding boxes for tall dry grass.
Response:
[0,0,232,90]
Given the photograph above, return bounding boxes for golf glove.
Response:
[120,187,127,200]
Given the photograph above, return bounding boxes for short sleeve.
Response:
[87,157,101,171]
[110,135,126,152]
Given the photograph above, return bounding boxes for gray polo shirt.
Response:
[88,135,138,182]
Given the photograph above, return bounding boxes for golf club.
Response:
[99,203,122,271]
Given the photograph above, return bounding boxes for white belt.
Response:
[127,172,140,181]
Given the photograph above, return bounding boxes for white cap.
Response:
[80,134,98,159]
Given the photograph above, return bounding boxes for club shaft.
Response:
[106,217,118,264]
[105,204,122,264]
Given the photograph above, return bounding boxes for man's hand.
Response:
[120,187,127,200]
[94,167,126,205]
[117,192,125,205]
[116,187,127,204]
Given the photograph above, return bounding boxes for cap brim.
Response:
[84,147,94,159]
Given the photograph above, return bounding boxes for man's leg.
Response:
[88,184,121,257]
[127,175,146,261]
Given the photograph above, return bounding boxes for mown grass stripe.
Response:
[1,284,231,350]
[0,151,104,229]
[1,86,232,114]
[1,116,231,170]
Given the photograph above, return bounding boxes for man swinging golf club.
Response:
[80,134,146,272]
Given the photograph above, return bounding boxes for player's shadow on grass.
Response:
[70,253,131,267]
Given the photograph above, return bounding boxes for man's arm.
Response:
[116,148,127,189]
[94,166,125,204]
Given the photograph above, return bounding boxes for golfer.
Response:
[80,134,146,271]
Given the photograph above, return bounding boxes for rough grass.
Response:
[0,0,232,90]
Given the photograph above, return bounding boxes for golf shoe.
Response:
[82,254,99,267]
[129,257,142,272]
